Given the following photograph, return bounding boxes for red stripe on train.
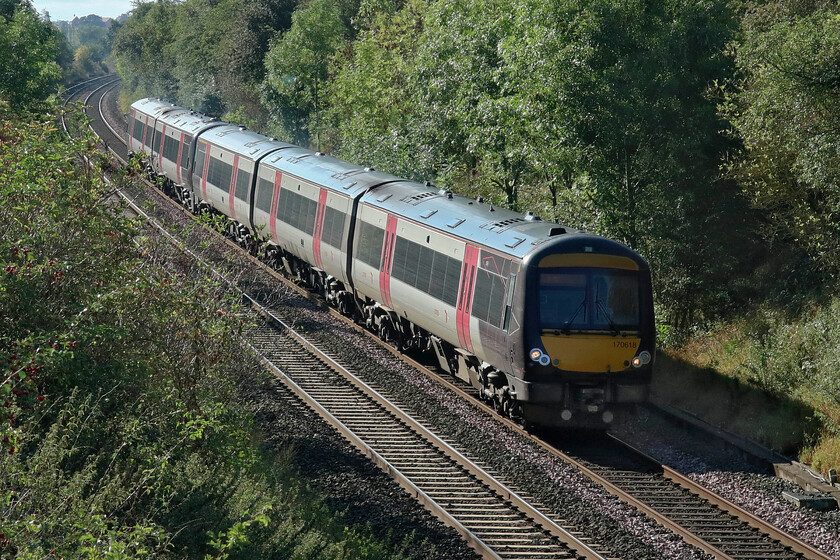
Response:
[269,171,283,242]
[312,189,328,269]
[456,244,479,353]
[379,214,398,308]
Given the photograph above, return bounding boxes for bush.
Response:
[0,102,415,559]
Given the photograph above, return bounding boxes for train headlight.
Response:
[631,351,652,368]
[530,348,543,362]
[538,355,551,366]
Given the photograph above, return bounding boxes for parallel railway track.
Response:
[70,77,835,560]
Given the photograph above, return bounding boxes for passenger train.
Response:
[128,97,656,428]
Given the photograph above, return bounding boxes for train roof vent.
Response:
[481,217,526,232]
[401,192,439,205]
[549,227,566,236]
[332,167,369,180]
[287,154,311,164]
[216,128,240,137]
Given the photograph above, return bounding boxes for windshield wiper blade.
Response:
[596,299,620,334]
[563,299,586,331]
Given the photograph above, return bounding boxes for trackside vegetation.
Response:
[0,102,439,558]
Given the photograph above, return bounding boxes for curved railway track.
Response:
[73,78,836,560]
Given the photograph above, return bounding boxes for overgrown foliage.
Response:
[0,0,62,107]
[0,103,424,559]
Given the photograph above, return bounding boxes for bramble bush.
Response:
[0,101,418,559]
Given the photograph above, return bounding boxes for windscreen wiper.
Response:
[595,299,620,335]
[562,298,586,332]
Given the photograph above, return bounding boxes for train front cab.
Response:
[514,235,655,428]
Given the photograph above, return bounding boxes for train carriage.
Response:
[251,149,398,292]
[127,98,180,159]
[191,125,291,226]
[355,184,655,427]
[148,109,220,191]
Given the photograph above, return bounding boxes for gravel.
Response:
[613,407,840,560]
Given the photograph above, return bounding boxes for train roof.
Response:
[360,181,580,260]
[156,107,223,136]
[198,124,296,161]
[261,147,402,199]
[130,98,182,119]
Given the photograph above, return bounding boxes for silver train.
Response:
[128,97,655,428]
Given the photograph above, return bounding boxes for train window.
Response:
[207,155,233,192]
[472,269,506,328]
[276,188,317,235]
[234,169,252,201]
[355,221,384,268]
[151,127,161,153]
[180,137,192,169]
[321,206,346,249]
[132,118,144,143]
[391,236,459,306]
[193,143,206,185]
[255,176,274,213]
[539,268,640,331]
[479,250,512,278]
[162,134,180,164]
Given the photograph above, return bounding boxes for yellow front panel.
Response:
[541,334,641,373]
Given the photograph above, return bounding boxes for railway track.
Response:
[76,78,837,560]
[552,434,829,560]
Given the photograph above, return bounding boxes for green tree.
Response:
[112,0,180,104]
[725,1,840,276]
[325,0,427,176]
[0,0,62,106]
[262,0,348,147]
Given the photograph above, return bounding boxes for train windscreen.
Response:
[539,268,640,331]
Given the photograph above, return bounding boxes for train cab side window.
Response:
[180,137,192,169]
[472,269,506,328]
[255,176,274,213]
[234,169,252,201]
[355,221,384,268]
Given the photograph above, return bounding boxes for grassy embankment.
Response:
[656,306,840,474]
